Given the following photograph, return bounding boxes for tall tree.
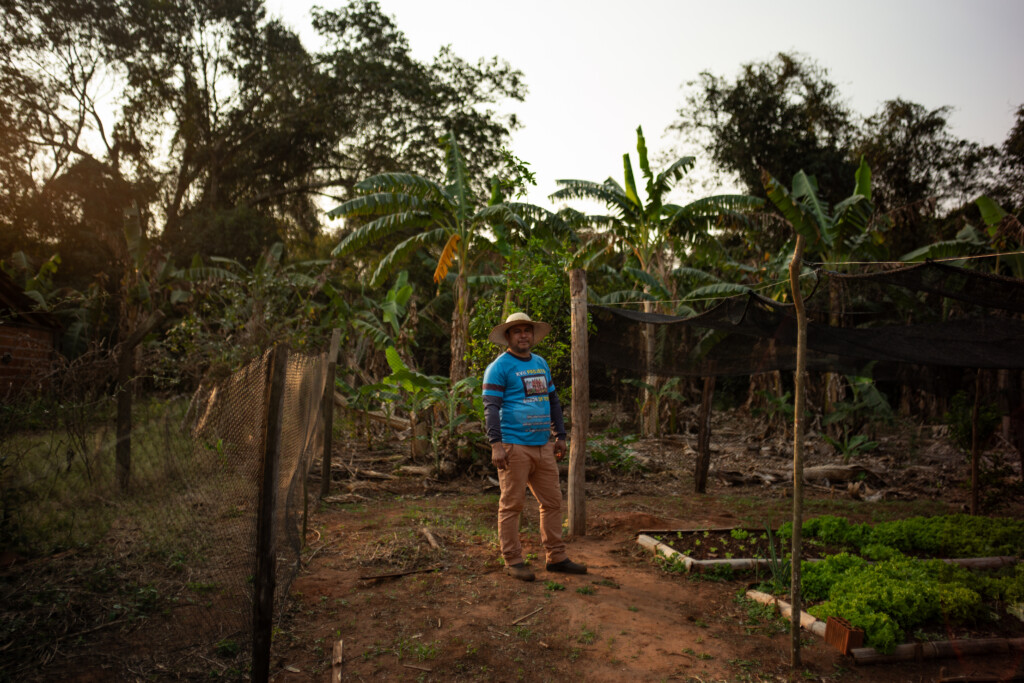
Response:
[673,52,855,207]
[994,104,1024,213]
[551,125,762,435]
[2,0,528,272]
[328,133,545,385]
[851,99,1000,256]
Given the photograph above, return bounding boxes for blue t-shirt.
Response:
[482,352,556,446]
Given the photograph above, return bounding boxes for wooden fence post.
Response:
[568,269,589,537]
[788,235,807,668]
[114,310,165,492]
[253,345,288,683]
[694,375,716,493]
[321,329,341,499]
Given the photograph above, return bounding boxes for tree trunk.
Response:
[788,235,807,669]
[568,269,589,537]
[449,269,469,384]
[642,298,658,437]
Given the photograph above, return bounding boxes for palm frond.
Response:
[900,240,983,263]
[331,211,434,257]
[473,204,528,233]
[671,266,722,284]
[370,228,449,286]
[651,155,696,199]
[833,194,873,236]
[975,195,1015,240]
[668,194,765,235]
[687,283,752,300]
[853,156,872,202]
[792,171,832,245]
[623,152,642,211]
[354,172,448,199]
[442,132,471,222]
[175,265,240,282]
[327,192,429,220]
[762,171,813,242]
[468,273,505,287]
[622,267,671,299]
[591,288,654,305]
[550,179,628,212]
[353,318,392,349]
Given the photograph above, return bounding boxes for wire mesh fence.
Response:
[0,340,333,680]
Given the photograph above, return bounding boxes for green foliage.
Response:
[215,639,240,658]
[805,556,1002,653]
[588,433,643,473]
[780,514,1024,558]
[467,236,575,399]
[821,431,879,462]
[944,390,1002,452]
[676,52,855,208]
[763,524,790,594]
[800,553,867,601]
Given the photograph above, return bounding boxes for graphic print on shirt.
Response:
[521,373,548,397]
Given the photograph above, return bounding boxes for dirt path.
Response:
[270,484,1024,682]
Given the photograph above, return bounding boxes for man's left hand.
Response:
[553,438,567,461]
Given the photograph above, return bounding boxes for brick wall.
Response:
[0,324,57,397]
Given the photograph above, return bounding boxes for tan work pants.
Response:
[497,442,567,566]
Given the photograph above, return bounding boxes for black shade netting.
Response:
[589,261,1024,383]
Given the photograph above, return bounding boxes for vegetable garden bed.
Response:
[638,514,1024,659]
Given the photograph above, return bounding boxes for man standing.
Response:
[483,312,587,581]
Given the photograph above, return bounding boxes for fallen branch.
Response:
[420,527,440,550]
[401,663,431,672]
[358,564,442,581]
[511,607,544,625]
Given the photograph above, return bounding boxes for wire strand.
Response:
[594,249,1024,307]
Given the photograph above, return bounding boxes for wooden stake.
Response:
[253,345,288,683]
[788,235,807,669]
[568,269,589,537]
[694,375,716,493]
[321,328,341,499]
[331,640,343,683]
[970,370,982,515]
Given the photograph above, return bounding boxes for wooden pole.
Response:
[694,375,716,493]
[788,235,807,668]
[970,370,982,515]
[114,310,165,492]
[252,345,288,683]
[320,329,341,499]
[568,269,589,537]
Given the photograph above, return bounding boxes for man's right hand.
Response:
[491,442,508,470]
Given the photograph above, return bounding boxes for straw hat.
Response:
[488,312,551,346]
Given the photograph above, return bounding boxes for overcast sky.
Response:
[267,0,1024,210]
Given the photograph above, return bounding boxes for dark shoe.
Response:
[506,562,535,581]
[546,558,587,574]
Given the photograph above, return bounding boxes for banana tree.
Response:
[552,125,762,435]
[761,158,882,267]
[762,158,886,431]
[329,132,542,384]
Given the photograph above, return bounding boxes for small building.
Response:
[0,270,62,400]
